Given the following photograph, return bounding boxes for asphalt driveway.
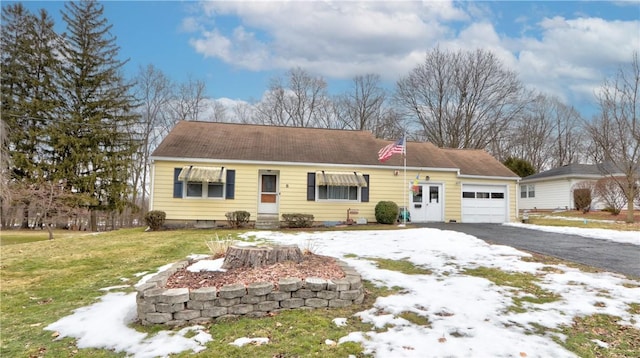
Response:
[417,223,640,278]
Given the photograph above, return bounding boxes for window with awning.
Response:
[315,171,368,187]
[178,166,225,183]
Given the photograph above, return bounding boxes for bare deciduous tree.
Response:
[374,108,406,140]
[336,74,387,132]
[508,94,585,171]
[254,67,332,127]
[233,102,256,124]
[207,99,228,122]
[172,75,206,121]
[586,53,639,223]
[132,64,175,217]
[0,119,11,229]
[395,47,526,151]
[510,94,555,171]
[549,100,585,168]
[594,177,627,215]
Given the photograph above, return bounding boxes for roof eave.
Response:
[150,156,462,172]
[457,174,519,181]
[520,173,610,183]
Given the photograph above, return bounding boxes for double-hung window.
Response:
[520,184,535,198]
[178,166,226,199]
[308,171,369,202]
[185,181,224,198]
[319,185,358,200]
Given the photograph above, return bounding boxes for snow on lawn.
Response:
[46,228,640,357]
[504,222,640,246]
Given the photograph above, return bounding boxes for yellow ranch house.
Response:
[150,121,519,228]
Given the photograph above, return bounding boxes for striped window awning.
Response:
[316,171,368,187]
[178,166,225,182]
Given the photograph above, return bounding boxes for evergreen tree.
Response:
[1,4,62,181]
[503,157,536,178]
[2,4,64,228]
[56,0,139,230]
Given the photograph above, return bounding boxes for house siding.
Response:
[519,179,610,211]
[152,160,518,224]
[519,180,573,211]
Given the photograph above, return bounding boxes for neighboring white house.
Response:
[518,163,630,211]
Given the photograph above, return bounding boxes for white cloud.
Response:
[187,1,638,115]
[190,1,462,80]
[536,16,637,67]
[189,29,232,61]
[179,17,201,33]
[515,16,638,108]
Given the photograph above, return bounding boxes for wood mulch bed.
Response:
[165,253,346,290]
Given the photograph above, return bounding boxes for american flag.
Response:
[377,137,405,162]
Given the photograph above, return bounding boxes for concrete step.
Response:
[255,214,280,230]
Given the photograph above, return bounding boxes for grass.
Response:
[0,228,237,357]
[2,227,638,357]
[365,257,432,275]
[0,223,413,247]
[465,265,640,357]
[521,253,608,275]
[463,266,560,312]
[557,314,640,358]
[398,311,430,327]
[0,229,94,246]
[525,210,640,231]
[1,228,396,358]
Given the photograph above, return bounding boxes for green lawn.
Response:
[0,229,94,246]
[1,225,637,357]
[525,210,640,231]
[0,228,379,357]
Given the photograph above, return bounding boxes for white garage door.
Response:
[462,185,507,223]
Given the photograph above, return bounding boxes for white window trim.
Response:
[184,181,225,199]
[316,184,361,202]
[520,184,535,198]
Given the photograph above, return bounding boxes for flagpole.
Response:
[399,135,407,227]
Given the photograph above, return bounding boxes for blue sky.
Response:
[13,1,640,117]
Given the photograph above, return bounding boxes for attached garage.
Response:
[461,184,508,223]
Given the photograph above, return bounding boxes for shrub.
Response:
[594,177,626,215]
[602,206,621,215]
[144,210,166,231]
[573,190,591,212]
[225,210,251,228]
[282,213,314,228]
[573,181,594,212]
[375,201,399,224]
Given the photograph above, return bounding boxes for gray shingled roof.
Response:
[521,163,622,181]
[151,121,518,178]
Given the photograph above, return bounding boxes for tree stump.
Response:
[221,245,303,270]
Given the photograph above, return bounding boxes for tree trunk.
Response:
[45,222,54,240]
[626,186,635,224]
[90,210,97,232]
[21,203,30,229]
[222,245,303,270]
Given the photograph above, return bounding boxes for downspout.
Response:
[149,160,156,211]
[515,178,520,222]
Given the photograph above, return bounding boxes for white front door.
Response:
[258,173,279,214]
[409,184,443,222]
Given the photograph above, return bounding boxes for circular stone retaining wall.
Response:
[136,257,364,326]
